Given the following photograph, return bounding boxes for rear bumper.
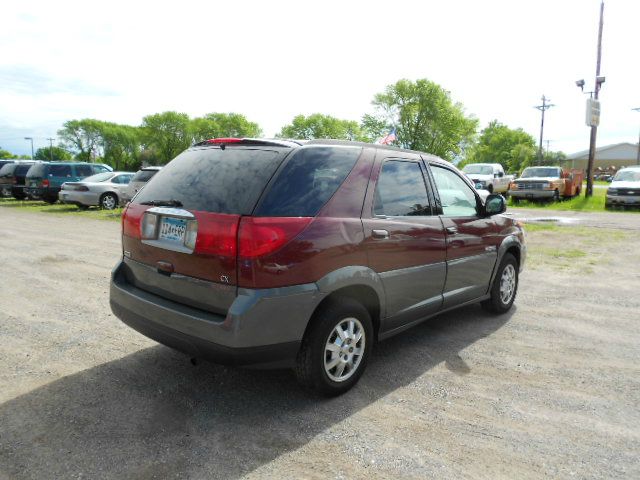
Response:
[509,189,556,199]
[109,260,324,367]
[25,187,59,199]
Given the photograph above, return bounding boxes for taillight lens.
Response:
[122,203,148,238]
[193,212,239,257]
[238,217,312,258]
[42,179,50,187]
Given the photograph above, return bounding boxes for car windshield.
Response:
[463,165,494,175]
[83,172,115,183]
[520,167,560,178]
[131,169,159,182]
[613,170,640,182]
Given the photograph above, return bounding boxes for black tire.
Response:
[77,204,89,210]
[12,193,26,200]
[100,192,118,210]
[43,196,57,204]
[482,253,519,314]
[487,184,494,194]
[552,190,560,202]
[295,298,373,396]
[512,197,520,204]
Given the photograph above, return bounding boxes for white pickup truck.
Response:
[462,163,514,195]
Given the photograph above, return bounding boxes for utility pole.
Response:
[47,137,55,161]
[633,107,640,165]
[545,140,551,152]
[535,95,554,165]
[585,0,605,197]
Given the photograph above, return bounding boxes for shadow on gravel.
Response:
[0,305,512,479]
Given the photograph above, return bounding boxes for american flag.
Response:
[378,128,397,145]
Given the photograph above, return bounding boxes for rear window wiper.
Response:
[140,199,183,207]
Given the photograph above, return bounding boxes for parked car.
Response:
[110,138,526,395]
[121,166,162,203]
[24,162,112,203]
[605,166,640,209]
[0,160,17,196]
[508,166,583,202]
[58,171,135,210]
[0,161,37,200]
[462,163,514,195]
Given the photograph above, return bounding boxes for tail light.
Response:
[193,212,240,257]
[42,179,50,188]
[204,138,243,144]
[12,178,17,185]
[238,217,312,258]
[122,203,149,239]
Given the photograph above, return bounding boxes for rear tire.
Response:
[482,253,518,314]
[12,192,26,200]
[43,196,57,204]
[295,298,373,396]
[77,204,89,210]
[100,192,118,210]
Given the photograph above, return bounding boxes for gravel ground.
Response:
[0,207,639,480]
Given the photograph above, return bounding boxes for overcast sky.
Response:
[1,0,639,157]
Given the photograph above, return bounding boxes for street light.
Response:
[24,137,34,160]
[633,107,640,165]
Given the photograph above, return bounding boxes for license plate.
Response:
[158,217,186,244]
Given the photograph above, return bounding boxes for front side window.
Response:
[431,166,478,217]
[374,160,431,216]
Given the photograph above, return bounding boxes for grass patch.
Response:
[509,187,608,212]
[0,198,123,222]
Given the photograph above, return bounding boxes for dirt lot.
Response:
[1,207,639,480]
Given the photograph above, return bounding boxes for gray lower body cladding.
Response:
[110,260,324,367]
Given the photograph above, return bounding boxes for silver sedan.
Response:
[58,171,134,210]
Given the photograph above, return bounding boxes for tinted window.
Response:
[131,169,158,182]
[15,165,34,176]
[113,174,132,184]
[76,164,94,177]
[374,160,431,216]
[134,147,284,214]
[50,164,72,177]
[431,166,478,217]
[257,146,361,217]
[92,165,110,174]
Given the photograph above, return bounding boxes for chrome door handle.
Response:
[372,229,389,239]
[446,226,458,235]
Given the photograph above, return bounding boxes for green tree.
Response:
[541,150,567,167]
[141,111,192,163]
[0,147,17,159]
[364,79,478,160]
[58,119,104,161]
[463,120,536,173]
[34,146,72,161]
[203,113,262,138]
[99,123,142,171]
[277,113,365,140]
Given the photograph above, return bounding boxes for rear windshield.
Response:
[83,172,114,183]
[133,147,284,214]
[131,169,159,182]
[26,163,46,178]
[256,146,361,217]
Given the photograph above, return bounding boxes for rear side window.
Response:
[76,164,94,177]
[131,169,158,182]
[133,147,284,214]
[92,165,110,174]
[256,146,361,217]
[50,164,72,177]
[374,160,431,216]
[15,165,33,176]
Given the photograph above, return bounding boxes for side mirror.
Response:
[498,171,504,178]
[485,194,506,216]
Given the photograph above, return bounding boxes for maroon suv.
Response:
[110,138,526,395]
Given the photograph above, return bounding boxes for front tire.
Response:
[482,253,519,314]
[295,298,373,396]
[100,192,118,210]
